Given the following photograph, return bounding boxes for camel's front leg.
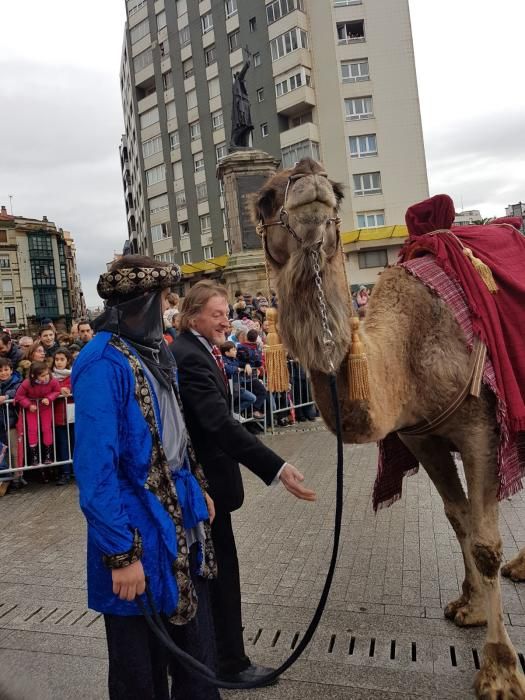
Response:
[400,435,486,626]
[460,427,525,699]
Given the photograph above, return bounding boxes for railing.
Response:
[229,359,317,433]
[0,396,74,481]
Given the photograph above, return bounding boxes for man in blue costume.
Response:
[73,255,220,700]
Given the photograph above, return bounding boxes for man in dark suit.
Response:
[173,280,316,685]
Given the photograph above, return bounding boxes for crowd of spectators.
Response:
[0,318,93,494]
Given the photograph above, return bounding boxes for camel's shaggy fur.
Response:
[250,157,525,699]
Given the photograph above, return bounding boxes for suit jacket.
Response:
[173,331,284,512]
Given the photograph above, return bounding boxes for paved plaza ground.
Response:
[2,426,525,699]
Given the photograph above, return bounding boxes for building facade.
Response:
[0,207,85,332]
[120,0,428,269]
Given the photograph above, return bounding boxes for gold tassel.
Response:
[264,307,289,394]
[348,317,370,401]
[463,247,498,293]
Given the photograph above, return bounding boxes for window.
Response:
[160,39,170,57]
[179,25,191,47]
[201,12,213,34]
[133,48,153,73]
[130,18,149,44]
[358,249,387,269]
[2,279,13,295]
[256,87,264,102]
[200,214,211,233]
[0,256,9,269]
[337,20,365,44]
[289,111,312,128]
[175,189,186,209]
[140,107,159,129]
[275,69,310,96]
[151,222,171,242]
[208,77,220,99]
[190,121,201,141]
[353,172,382,196]
[183,58,194,79]
[212,109,224,130]
[349,134,377,158]
[281,139,320,168]
[180,221,190,238]
[341,59,369,82]
[357,211,385,228]
[249,17,257,32]
[146,164,166,186]
[260,123,269,138]
[266,0,304,24]
[228,30,240,53]
[5,307,16,324]
[205,45,217,66]
[182,251,192,264]
[253,52,261,67]
[194,153,205,172]
[203,245,214,260]
[142,135,163,158]
[186,89,198,110]
[335,0,363,5]
[127,0,146,16]
[225,0,237,18]
[216,142,227,161]
[0,231,8,244]
[173,161,183,180]
[149,194,169,214]
[176,0,187,16]
[170,130,180,150]
[162,71,173,90]
[270,27,308,61]
[166,101,177,120]
[196,182,208,202]
[345,96,373,120]
[156,10,167,30]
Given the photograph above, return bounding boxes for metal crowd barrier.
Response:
[0,396,74,482]
[229,358,316,433]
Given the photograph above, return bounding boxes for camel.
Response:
[250,157,525,699]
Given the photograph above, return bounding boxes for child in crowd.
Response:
[235,330,269,416]
[0,358,24,492]
[52,347,75,485]
[220,341,260,416]
[15,361,61,467]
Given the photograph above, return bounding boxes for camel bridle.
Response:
[255,172,341,256]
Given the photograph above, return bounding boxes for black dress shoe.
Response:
[219,664,278,687]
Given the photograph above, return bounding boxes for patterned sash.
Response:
[110,336,217,624]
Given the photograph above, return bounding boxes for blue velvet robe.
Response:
[72,331,207,617]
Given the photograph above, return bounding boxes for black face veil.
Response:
[94,289,174,390]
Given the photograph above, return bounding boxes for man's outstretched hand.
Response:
[279,463,316,501]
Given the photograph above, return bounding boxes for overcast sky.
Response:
[0,1,523,307]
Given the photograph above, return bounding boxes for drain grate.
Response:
[0,602,104,633]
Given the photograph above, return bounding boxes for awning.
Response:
[341,225,408,245]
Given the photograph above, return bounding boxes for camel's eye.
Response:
[257,188,277,221]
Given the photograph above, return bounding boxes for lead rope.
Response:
[136,250,345,690]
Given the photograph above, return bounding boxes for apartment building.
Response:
[119,0,428,270]
[0,206,85,331]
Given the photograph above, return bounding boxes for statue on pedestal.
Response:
[229,48,254,150]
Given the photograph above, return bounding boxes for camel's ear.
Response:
[330,180,345,207]
[250,186,277,224]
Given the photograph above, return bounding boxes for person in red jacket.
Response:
[52,347,74,485]
[15,361,61,466]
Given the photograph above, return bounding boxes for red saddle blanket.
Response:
[373,194,525,510]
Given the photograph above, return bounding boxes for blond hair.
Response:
[178,281,228,332]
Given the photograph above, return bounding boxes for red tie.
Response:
[211,345,228,386]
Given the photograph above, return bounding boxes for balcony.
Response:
[336,20,365,44]
[279,121,319,150]
[276,85,316,118]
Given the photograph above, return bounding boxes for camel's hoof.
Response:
[475,643,525,700]
[453,604,487,628]
[444,596,467,620]
[502,557,525,582]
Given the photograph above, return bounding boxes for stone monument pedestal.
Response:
[217,149,279,299]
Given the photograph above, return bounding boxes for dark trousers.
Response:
[209,510,250,675]
[104,549,221,700]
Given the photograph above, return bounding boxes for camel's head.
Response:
[250,158,351,373]
[251,158,344,269]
